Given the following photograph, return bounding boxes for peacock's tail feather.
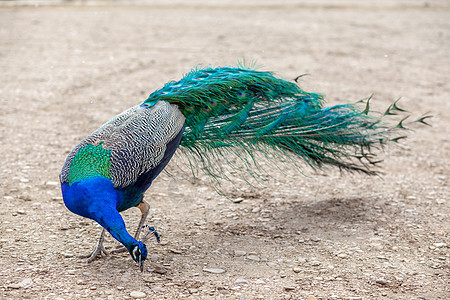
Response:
[142,66,428,186]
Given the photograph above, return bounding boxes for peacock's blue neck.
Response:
[61,176,138,251]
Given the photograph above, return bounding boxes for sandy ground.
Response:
[0,1,449,299]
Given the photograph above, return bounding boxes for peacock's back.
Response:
[60,101,185,190]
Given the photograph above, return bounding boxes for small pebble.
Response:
[142,274,155,283]
[7,284,21,289]
[252,207,260,213]
[234,278,249,285]
[234,250,246,257]
[292,267,301,273]
[46,181,59,186]
[284,286,295,291]
[152,264,167,274]
[246,254,260,261]
[203,268,226,274]
[232,197,244,203]
[61,251,74,258]
[151,285,165,292]
[310,236,321,242]
[150,254,158,262]
[130,290,146,298]
[267,261,277,267]
[15,278,33,288]
[376,278,388,285]
[297,257,307,263]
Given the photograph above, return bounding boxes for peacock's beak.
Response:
[139,256,144,272]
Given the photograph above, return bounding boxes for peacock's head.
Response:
[129,241,148,272]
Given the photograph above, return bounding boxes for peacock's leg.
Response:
[134,200,150,239]
[79,228,108,262]
[111,200,150,254]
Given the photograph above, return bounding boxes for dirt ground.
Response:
[0,1,449,299]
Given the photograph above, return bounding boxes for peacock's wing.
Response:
[60,101,185,190]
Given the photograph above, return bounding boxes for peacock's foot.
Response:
[79,243,109,263]
[79,228,108,263]
[142,225,161,244]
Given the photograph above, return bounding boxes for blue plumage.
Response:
[61,101,184,270]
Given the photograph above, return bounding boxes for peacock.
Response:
[60,65,430,271]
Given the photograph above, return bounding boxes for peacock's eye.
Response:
[209,100,217,107]
[237,91,246,98]
[132,246,140,260]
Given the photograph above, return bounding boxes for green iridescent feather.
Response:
[67,143,111,185]
[141,65,428,185]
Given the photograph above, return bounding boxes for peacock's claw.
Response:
[79,244,109,262]
[141,225,161,244]
[79,228,108,263]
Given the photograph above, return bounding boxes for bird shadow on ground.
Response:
[215,196,389,242]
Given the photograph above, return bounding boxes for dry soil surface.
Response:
[0,1,449,299]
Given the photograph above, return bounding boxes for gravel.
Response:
[0,2,447,300]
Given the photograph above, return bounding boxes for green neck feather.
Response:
[68,143,111,185]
